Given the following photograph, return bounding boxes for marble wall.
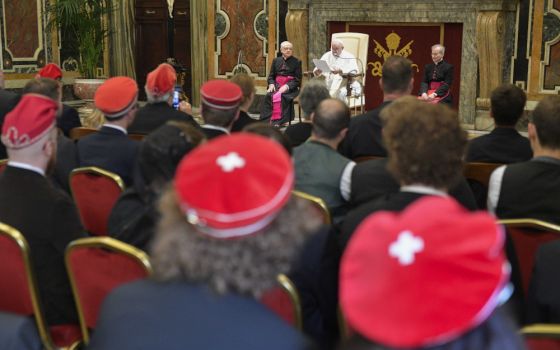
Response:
[287,0,518,126]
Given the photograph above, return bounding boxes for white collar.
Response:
[7,161,45,176]
[102,123,128,135]
[400,184,448,197]
[202,124,230,135]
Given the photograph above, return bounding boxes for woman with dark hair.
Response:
[107,121,204,250]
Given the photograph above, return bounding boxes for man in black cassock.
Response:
[260,41,302,127]
[418,44,453,104]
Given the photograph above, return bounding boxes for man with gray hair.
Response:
[284,79,330,147]
[293,98,354,222]
[260,41,302,127]
[313,39,362,100]
[418,44,453,104]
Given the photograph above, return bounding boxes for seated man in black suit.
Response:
[0,94,85,326]
[129,63,198,134]
[339,96,468,249]
[36,63,82,137]
[339,55,414,159]
[77,76,140,186]
[199,79,243,139]
[418,44,453,104]
[488,95,560,224]
[467,84,532,163]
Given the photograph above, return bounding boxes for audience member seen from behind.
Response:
[0,95,85,326]
[340,197,524,350]
[230,73,258,132]
[35,63,82,137]
[22,77,78,194]
[466,83,532,163]
[293,98,354,223]
[89,134,321,349]
[487,95,560,224]
[339,96,468,249]
[199,80,242,139]
[243,123,292,155]
[129,63,198,134]
[108,121,205,251]
[77,77,140,186]
[339,55,414,159]
[284,79,330,147]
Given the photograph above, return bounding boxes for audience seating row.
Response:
[69,127,145,142]
[0,222,303,348]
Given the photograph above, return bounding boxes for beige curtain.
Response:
[109,0,136,78]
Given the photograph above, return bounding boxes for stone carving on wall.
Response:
[542,0,560,92]
[368,32,419,77]
[214,0,269,79]
[476,11,505,110]
[1,0,47,72]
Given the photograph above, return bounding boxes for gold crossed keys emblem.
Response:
[367,32,419,77]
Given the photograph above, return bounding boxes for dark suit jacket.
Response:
[350,158,478,210]
[201,125,228,140]
[466,127,532,163]
[338,101,392,159]
[0,166,84,325]
[419,60,454,103]
[58,105,82,137]
[231,110,257,132]
[527,240,560,323]
[0,89,20,159]
[77,126,139,185]
[128,102,199,134]
[51,132,79,194]
[339,191,428,249]
[88,280,312,350]
[284,122,312,147]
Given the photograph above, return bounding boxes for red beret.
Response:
[37,63,62,80]
[146,63,176,96]
[340,197,508,348]
[2,94,57,149]
[94,76,138,119]
[200,80,242,110]
[174,134,293,238]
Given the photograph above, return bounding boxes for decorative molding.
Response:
[192,0,209,106]
[291,0,518,125]
[476,11,505,110]
[285,8,308,72]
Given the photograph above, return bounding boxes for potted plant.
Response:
[46,0,113,100]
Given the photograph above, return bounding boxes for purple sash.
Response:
[271,76,294,121]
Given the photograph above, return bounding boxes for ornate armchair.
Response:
[332,32,370,114]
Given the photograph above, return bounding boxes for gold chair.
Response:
[66,236,152,344]
[499,219,560,296]
[521,324,560,349]
[0,222,81,349]
[292,190,331,225]
[260,273,303,330]
[69,127,98,141]
[0,159,7,174]
[69,167,125,236]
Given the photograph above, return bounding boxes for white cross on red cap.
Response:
[389,230,424,266]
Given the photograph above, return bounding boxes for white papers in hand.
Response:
[313,59,331,73]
